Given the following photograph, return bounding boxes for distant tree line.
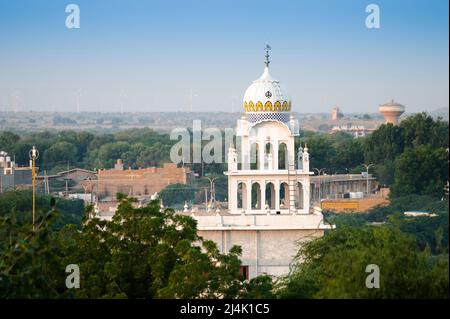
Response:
[0,128,175,174]
[1,112,448,199]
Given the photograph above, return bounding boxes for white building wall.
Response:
[198,228,324,278]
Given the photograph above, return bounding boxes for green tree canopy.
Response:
[159,183,196,207]
[59,197,246,298]
[392,145,448,198]
[363,123,404,164]
[277,226,449,299]
[400,112,449,149]
[304,134,337,172]
[2,193,272,298]
[0,131,20,150]
[43,141,78,166]
[0,190,85,229]
[0,210,65,298]
[332,138,364,173]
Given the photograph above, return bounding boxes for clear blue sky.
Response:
[0,0,448,113]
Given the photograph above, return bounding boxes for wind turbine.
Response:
[189,88,198,112]
[75,88,82,113]
[11,90,20,113]
[231,91,238,113]
[119,90,127,113]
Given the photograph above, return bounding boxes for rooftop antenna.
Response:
[264,43,271,67]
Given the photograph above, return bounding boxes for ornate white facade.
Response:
[227,117,311,214]
[193,46,332,279]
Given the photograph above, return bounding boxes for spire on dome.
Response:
[264,44,271,67]
[242,45,294,124]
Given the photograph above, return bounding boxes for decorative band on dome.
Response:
[243,101,291,112]
[247,112,290,124]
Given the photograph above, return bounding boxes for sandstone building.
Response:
[96,160,191,199]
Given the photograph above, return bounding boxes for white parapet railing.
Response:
[193,213,334,231]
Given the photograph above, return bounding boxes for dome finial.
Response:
[264,44,271,67]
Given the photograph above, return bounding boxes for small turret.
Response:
[227,143,237,172]
[302,143,309,172]
[297,145,303,170]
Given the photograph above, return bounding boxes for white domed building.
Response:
[193,46,333,279]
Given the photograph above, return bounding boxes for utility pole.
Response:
[444,181,449,201]
[445,148,449,201]
[205,176,218,209]
[46,175,49,194]
[29,146,39,231]
[87,177,93,203]
[313,168,326,204]
[13,154,15,189]
[96,172,100,202]
[65,161,70,196]
[43,170,50,194]
[363,163,374,196]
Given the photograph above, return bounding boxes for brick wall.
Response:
[96,163,190,198]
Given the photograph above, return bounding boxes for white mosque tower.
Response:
[227,44,310,214]
[192,45,332,279]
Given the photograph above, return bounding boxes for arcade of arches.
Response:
[249,141,289,170]
[237,180,305,211]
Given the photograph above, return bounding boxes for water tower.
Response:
[379,99,405,125]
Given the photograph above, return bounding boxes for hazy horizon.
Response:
[0,108,448,115]
[0,0,448,114]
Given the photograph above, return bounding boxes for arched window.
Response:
[250,143,259,170]
[278,143,288,170]
[251,182,261,210]
[237,182,247,209]
[296,182,304,209]
[265,182,275,209]
[265,142,273,169]
[279,182,289,209]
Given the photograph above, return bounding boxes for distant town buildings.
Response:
[93,160,192,199]
[331,106,342,120]
[330,124,373,138]
[404,211,438,218]
[379,99,405,125]
[0,151,32,192]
